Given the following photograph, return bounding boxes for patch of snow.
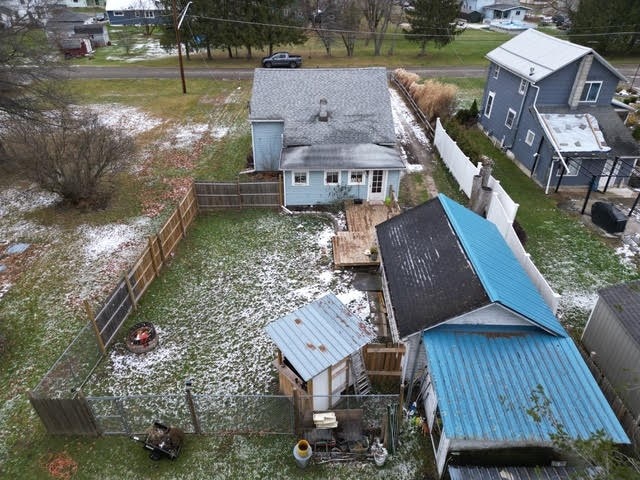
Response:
[80,223,144,262]
[84,104,163,136]
[212,126,229,139]
[389,88,430,147]
[406,163,424,173]
[159,122,210,149]
[0,186,60,218]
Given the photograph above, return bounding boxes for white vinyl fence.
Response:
[434,119,561,313]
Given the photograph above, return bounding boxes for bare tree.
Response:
[3,108,136,206]
[360,0,393,55]
[0,1,68,123]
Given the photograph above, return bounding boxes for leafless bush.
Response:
[2,108,136,206]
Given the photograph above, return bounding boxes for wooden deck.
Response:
[332,202,401,267]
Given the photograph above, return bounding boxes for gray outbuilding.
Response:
[582,280,640,420]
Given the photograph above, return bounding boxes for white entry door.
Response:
[368,170,387,202]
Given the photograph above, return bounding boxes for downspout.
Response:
[531,84,569,193]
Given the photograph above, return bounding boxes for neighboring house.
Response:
[480,29,639,192]
[264,293,376,412]
[46,7,92,38]
[449,466,597,480]
[74,23,110,46]
[104,0,167,26]
[375,195,629,477]
[483,2,531,22]
[249,68,405,207]
[582,281,640,420]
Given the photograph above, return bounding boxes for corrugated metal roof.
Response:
[376,198,490,339]
[486,29,626,83]
[449,466,590,480]
[440,195,565,337]
[280,144,404,170]
[264,293,376,381]
[597,280,640,347]
[424,325,630,445]
[250,68,396,147]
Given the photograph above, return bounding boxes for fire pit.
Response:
[125,322,158,353]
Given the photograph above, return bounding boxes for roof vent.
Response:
[529,66,535,76]
[319,98,328,122]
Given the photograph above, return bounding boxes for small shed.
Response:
[582,280,640,419]
[265,293,376,412]
[74,23,110,47]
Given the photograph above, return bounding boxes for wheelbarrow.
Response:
[132,421,184,460]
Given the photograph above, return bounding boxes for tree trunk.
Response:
[206,43,212,60]
[227,46,233,58]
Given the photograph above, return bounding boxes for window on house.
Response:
[505,108,517,129]
[525,130,535,146]
[325,170,339,185]
[114,10,124,15]
[556,159,581,177]
[484,91,495,118]
[293,171,308,185]
[144,10,154,18]
[580,81,602,102]
[134,10,140,16]
[348,170,364,185]
[493,65,500,79]
[519,79,527,95]
[516,10,521,15]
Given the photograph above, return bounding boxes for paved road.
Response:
[63,65,640,86]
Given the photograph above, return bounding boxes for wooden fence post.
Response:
[236,179,243,209]
[84,300,106,355]
[122,271,137,310]
[185,382,202,434]
[177,200,187,238]
[147,237,160,277]
[292,387,301,436]
[156,233,166,266]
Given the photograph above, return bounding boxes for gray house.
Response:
[74,23,110,47]
[582,281,640,420]
[479,29,639,192]
[104,0,167,26]
[249,67,405,207]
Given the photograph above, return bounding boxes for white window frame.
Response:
[324,170,340,186]
[484,91,495,118]
[525,130,535,146]
[556,159,581,177]
[493,65,500,79]
[348,170,365,185]
[292,170,309,186]
[518,79,527,95]
[144,10,155,18]
[134,10,141,16]
[580,81,602,103]
[505,108,517,129]
[113,10,124,16]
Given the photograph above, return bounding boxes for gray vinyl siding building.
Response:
[582,281,640,419]
[250,68,405,207]
[480,29,639,191]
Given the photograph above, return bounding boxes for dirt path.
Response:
[389,88,439,205]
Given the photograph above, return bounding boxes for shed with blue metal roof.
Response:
[375,195,629,476]
[264,293,376,412]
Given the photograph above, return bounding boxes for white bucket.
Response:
[293,439,312,468]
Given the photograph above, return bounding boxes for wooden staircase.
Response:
[350,350,372,396]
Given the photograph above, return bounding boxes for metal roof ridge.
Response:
[437,194,566,337]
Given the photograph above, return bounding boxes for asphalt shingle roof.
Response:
[250,67,396,147]
[486,29,626,83]
[280,144,404,170]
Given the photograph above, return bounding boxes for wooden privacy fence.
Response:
[195,179,281,209]
[362,343,405,379]
[29,391,101,436]
[87,185,198,353]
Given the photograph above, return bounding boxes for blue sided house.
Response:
[105,0,167,26]
[249,67,405,207]
[479,29,639,192]
[375,195,629,477]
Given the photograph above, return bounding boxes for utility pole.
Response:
[172,0,192,94]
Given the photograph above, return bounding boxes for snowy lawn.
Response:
[87,209,367,397]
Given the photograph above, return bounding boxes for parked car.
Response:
[261,52,302,68]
